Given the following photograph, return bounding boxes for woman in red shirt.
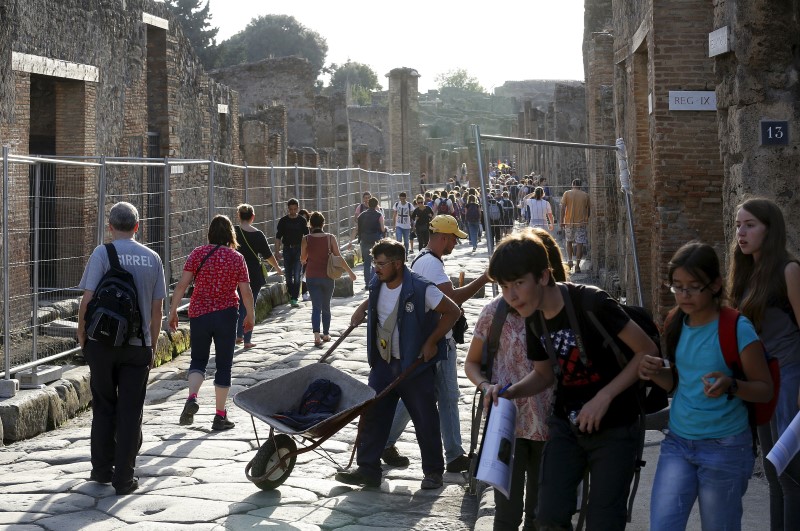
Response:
[168,215,255,431]
[301,212,356,347]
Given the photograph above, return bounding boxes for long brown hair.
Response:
[208,214,238,249]
[728,198,795,331]
[664,242,724,362]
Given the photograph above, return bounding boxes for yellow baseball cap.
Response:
[430,215,468,238]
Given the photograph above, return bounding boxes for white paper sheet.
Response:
[475,397,517,499]
[767,411,800,476]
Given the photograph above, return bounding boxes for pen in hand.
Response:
[498,383,512,397]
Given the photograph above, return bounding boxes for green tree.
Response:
[214,15,328,77]
[165,0,219,66]
[435,69,486,94]
[328,61,382,105]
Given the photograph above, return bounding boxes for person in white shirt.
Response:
[393,192,413,257]
[380,215,490,473]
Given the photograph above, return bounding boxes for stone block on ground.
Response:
[0,390,51,442]
[46,380,81,430]
[333,277,354,298]
[60,368,92,410]
[40,319,78,338]
[153,331,173,367]
[255,287,274,322]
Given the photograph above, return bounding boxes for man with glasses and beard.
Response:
[335,239,460,490]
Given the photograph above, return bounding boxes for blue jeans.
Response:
[395,227,410,255]
[283,245,302,300]
[360,242,375,285]
[759,360,800,530]
[188,306,238,388]
[387,338,465,463]
[356,359,443,482]
[467,222,480,249]
[650,429,754,531]
[307,276,334,334]
[538,416,638,530]
[237,283,262,343]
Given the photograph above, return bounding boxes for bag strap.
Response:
[717,306,759,456]
[328,234,334,256]
[195,244,221,277]
[719,307,741,372]
[481,298,509,382]
[103,243,124,273]
[239,228,260,260]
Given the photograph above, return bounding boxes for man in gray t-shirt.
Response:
[77,202,166,495]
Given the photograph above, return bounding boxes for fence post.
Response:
[208,156,215,224]
[346,168,353,241]
[32,162,42,369]
[335,168,341,242]
[3,146,10,382]
[163,157,172,318]
[316,167,323,213]
[294,164,300,200]
[270,164,277,238]
[96,156,107,245]
[243,162,249,205]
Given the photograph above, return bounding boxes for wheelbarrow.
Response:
[233,325,423,490]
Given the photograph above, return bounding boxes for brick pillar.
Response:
[387,68,421,177]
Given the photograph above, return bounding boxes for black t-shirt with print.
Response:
[527,283,638,429]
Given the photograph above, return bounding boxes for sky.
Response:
[204,0,585,94]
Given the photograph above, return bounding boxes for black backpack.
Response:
[84,243,146,347]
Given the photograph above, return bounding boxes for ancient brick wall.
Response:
[210,57,316,148]
[601,0,723,318]
[585,32,620,288]
[714,0,800,256]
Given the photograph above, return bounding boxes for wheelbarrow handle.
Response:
[318,323,358,364]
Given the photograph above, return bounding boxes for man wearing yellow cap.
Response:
[381,215,491,473]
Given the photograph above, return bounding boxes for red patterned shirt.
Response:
[184,245,249,318]
[474,297,552,441]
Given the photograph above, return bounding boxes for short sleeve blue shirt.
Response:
[669,314,760,440]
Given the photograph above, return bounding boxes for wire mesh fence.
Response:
[0,150,410,379]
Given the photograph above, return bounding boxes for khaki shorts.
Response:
[564,225,587,245]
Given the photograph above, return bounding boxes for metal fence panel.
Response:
[1,152,408,378]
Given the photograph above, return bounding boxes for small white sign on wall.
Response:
[668,91,717,111]
[709,27,730,57]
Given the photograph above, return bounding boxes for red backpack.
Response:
[718,306,780,426]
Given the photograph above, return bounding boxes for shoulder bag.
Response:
[326,234,348,280]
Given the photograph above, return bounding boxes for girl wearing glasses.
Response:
[639,241,772,530]
[729,198,800,530]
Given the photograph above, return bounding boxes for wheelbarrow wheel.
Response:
[246,434,297,490]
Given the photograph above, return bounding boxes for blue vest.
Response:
[366,268,447,376]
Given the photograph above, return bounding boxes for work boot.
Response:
[421,472,443,489]
[335,469,380,488]
[445,454,471,473]
[381,445,410,467]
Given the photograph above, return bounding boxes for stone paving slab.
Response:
[0,239,772,529]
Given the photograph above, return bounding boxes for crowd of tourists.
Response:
[78,178,797,531]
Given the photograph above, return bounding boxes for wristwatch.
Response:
[726,378,739,400]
